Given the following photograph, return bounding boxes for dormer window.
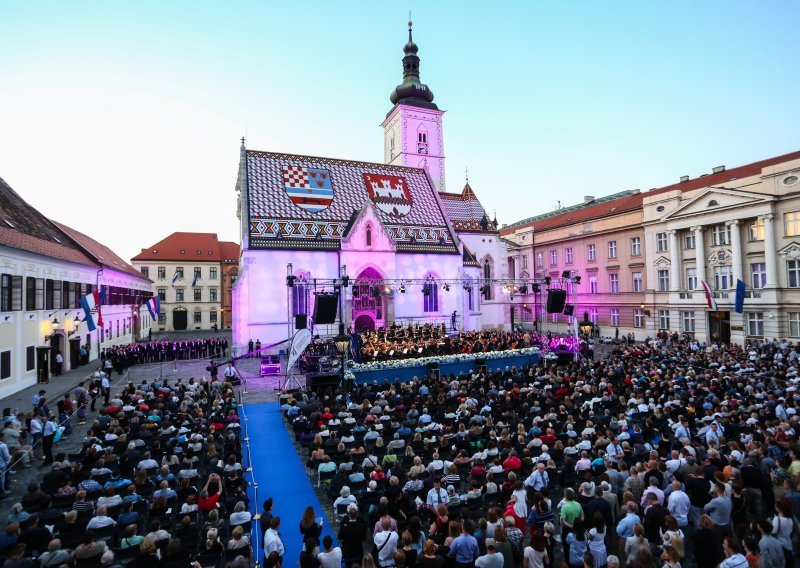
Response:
[708,199,719,207]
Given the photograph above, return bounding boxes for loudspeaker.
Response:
[546,289,567,313]
[307,372,340,392]
[295,314,307,329]
[563,304,574,316]
[312,294,339,325]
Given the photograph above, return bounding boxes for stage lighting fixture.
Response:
[572,276,581,284]
[532,284,541,293]
[399,283,406,293]
[443,283,450,292]
[561,270,572,279]
[543,277,551,286]
[518,285,527,294]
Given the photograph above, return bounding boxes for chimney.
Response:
[680,175,689,182]
[583,195,595,203]
[712,165,726,174]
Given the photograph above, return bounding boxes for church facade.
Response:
[232,24,507,352]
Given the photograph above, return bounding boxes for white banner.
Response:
[287,328,313,370]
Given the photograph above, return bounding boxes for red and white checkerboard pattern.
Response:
[282,166,310,189]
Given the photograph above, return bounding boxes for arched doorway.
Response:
[173,307,188,331]
[352,267,387,330]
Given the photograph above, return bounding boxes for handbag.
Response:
[371,531,393,564]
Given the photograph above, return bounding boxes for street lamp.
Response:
[334,323,350,394]
[44,317,60,342]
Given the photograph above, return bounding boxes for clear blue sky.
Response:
[1,1,798,261]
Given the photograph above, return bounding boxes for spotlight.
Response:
[543,277,551,286]
[422,284,431,296]
[561,270,572,279]
[286,275,296,287]
[572,276,581,285]
[443,283,450,292]
[532,284,541,293]
[399,283,406,293]
[518,285,527,294]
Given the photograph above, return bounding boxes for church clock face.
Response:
[417,142,428,154]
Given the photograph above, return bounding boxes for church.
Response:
[232,23,508,352]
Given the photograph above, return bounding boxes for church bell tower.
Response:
[381,21,447,192]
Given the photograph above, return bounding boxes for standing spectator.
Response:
[374,517,399,568]
[338,505,367,568]
[448,522,479,568]
[317,535,342,568]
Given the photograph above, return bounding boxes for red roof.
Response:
[54,222,150,281]
[132,232,231,262]
[439,183,495,232]
[501,150,800,235]
[219,241,240,263]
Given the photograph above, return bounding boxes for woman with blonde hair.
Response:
[624,523,648,565]
[227,525,250,550]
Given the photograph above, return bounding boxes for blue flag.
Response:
[172,271,180,284]
[734,279,746,314]
[191,273,199,287]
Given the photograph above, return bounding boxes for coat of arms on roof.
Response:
[363,173,412,217]
[282,165,334,213]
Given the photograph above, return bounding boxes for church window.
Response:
[423,278,438,313]
[417,131,428,155]
[483,260,493,300]
[366,225,372,247]
[389,136,395,159]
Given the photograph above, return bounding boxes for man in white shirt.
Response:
[373,517,398,568]
[606,437,624,465]
[263,517,285,559]
[524,463,549,491]
[426,478,449,509]
[667,480,690,527]
[318,535,342,568]
[86,506,117,529]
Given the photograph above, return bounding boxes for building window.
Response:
[658,270,670,292]
[590,308,598,324]
[157,288,166,301]
[210,310,218,323]
[610,308,620,327]
[175,267,184,279]
[684,233,696,250]
[210,287,218,301]
[366,225,372,247]
[193,310,202,324]
[157,266,166,279]
[747,312,764,337]
[711,224,730,246]
[789,260,800,288]
[786,212,800,237]
[633,309,644,328]
[632,272,643,293]
[521,255,528,270]
[550,250,557,266]
[536,253,543,268]
[658,310,670,330]
[682,311,696,332]
[231,275,238,286]
[210,267,218,280]
[176,289,184,302]
[630,237,641,256]
[45,280,61,311]
[565,247,573,265]
[713,266,732,290]
[790,313,800,338]
[483,260,493,300]
[608,240,617,259]
[751,262,766,289]
[656,233,668,253]
[686,268,698,290]
[551,312,558,323]
[193,267,202,280]
[587,244,596,261]
[748,219,764,241]
[589,276,598,294]
[194,288,202,302]
[423,281,439,313]
[158,312,167,324]
[26,346,35,372]
[389,136,395,158]
[26,277,44,311]
[1,274,22,312]
[140,267,149,277]
[609,273,619,294]
[0,350,9,380]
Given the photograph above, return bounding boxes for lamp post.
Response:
[334,323,350,395]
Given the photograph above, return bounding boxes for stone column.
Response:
[669,230,680,291]
[728,220,743,285]
[693,225,706,289]
[762,213,778,287]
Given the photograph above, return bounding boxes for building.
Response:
[0,176,152,398]
[642,151,800,344]
[131,233,239,331]
[501,190,647,339]
[232,23,507,351]
[220,241,239,329]
[501,150,800,344]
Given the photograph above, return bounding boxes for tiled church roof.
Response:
[439,183,496,233]
[245,150,459,254]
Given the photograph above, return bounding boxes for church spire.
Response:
[389,20,437,110]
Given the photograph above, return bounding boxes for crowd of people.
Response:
[280,334,800,568]
[100,338,231,374]
[0,372,251,568]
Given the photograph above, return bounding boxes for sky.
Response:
[1,1,798,262]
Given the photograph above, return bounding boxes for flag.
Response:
[80,289,106,332]
[735,279,746,314]
[145,296,160,320]
[700,280,718,311]
[191,273,199,287]
[172,271,180,285]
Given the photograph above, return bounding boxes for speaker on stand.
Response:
[546,289,567,313]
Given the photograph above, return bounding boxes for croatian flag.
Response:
[145,296,160,320]
[700,280,718,311]
[191,273,199,287]
[81,289,106,332]
[172,271,180,284]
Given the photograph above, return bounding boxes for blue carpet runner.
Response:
[242,401,336,564]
